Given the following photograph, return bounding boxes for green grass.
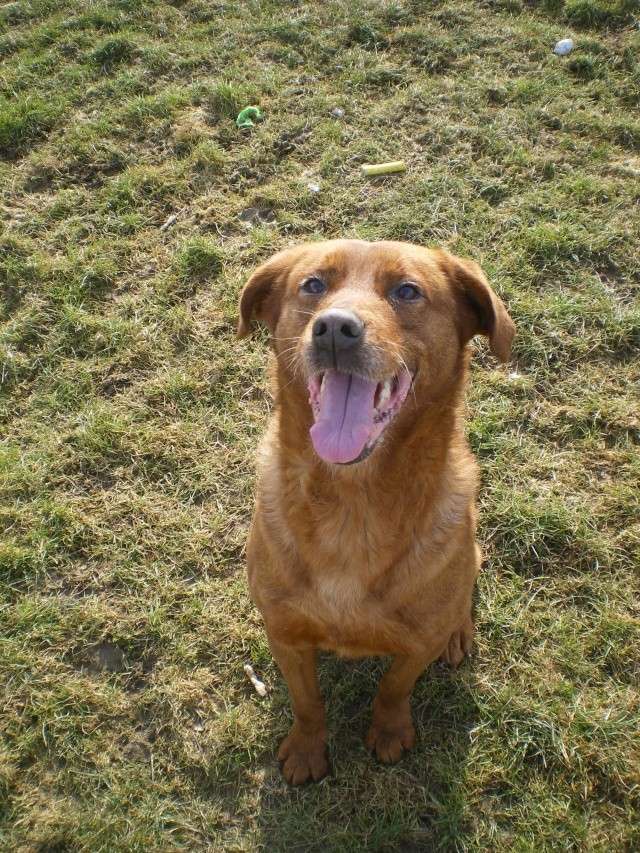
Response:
[1,0,639,850]
[0,94,65,158]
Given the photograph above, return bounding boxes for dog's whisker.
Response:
[397,353,417,406]
[279,369,304,394]
[278,344,301,359]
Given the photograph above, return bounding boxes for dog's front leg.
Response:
[366,648,440,764]
[268,635,328,784]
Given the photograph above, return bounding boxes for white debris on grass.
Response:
[159,213,177,231]
[554,38,574,56]
[244,664,267,697]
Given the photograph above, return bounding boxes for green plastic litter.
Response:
[236,106,262,129]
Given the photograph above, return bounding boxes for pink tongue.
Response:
[310,370,377,464]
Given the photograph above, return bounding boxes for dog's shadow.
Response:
[253,654,479,852]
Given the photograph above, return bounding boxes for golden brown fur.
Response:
[238,240,514,784]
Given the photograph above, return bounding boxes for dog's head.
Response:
[238,240,514,466]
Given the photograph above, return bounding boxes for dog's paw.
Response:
[439,616,474,668]
[277,729,328,785]
[365,719,415,764]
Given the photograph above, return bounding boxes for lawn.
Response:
[1,0,639,850]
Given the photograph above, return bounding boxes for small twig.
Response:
[159,213,178,232]
[244,663,267,697]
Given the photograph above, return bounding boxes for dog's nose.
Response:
[312,309,364,352]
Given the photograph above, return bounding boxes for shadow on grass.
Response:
[253,654,479,852]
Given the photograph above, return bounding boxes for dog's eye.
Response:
[391,283,422,302]
[300,277,327,295]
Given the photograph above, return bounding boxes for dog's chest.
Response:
[303,493,391,571]
[314,572,365,615]
[296,571,417,657]
[286,547,420,657]
[299,525,379,626]
[259,465,438,655]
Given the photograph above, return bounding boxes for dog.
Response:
[237,240,514,784]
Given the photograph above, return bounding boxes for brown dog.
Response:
[238,240,514,784]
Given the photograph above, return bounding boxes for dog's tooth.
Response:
[378,379,392,406]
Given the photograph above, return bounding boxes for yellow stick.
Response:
[361,160,406,176]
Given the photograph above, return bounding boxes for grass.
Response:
[0,95,65,158]
[1,0,639,849]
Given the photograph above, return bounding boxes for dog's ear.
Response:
[436,250,515,362]
[237,248,297,338]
